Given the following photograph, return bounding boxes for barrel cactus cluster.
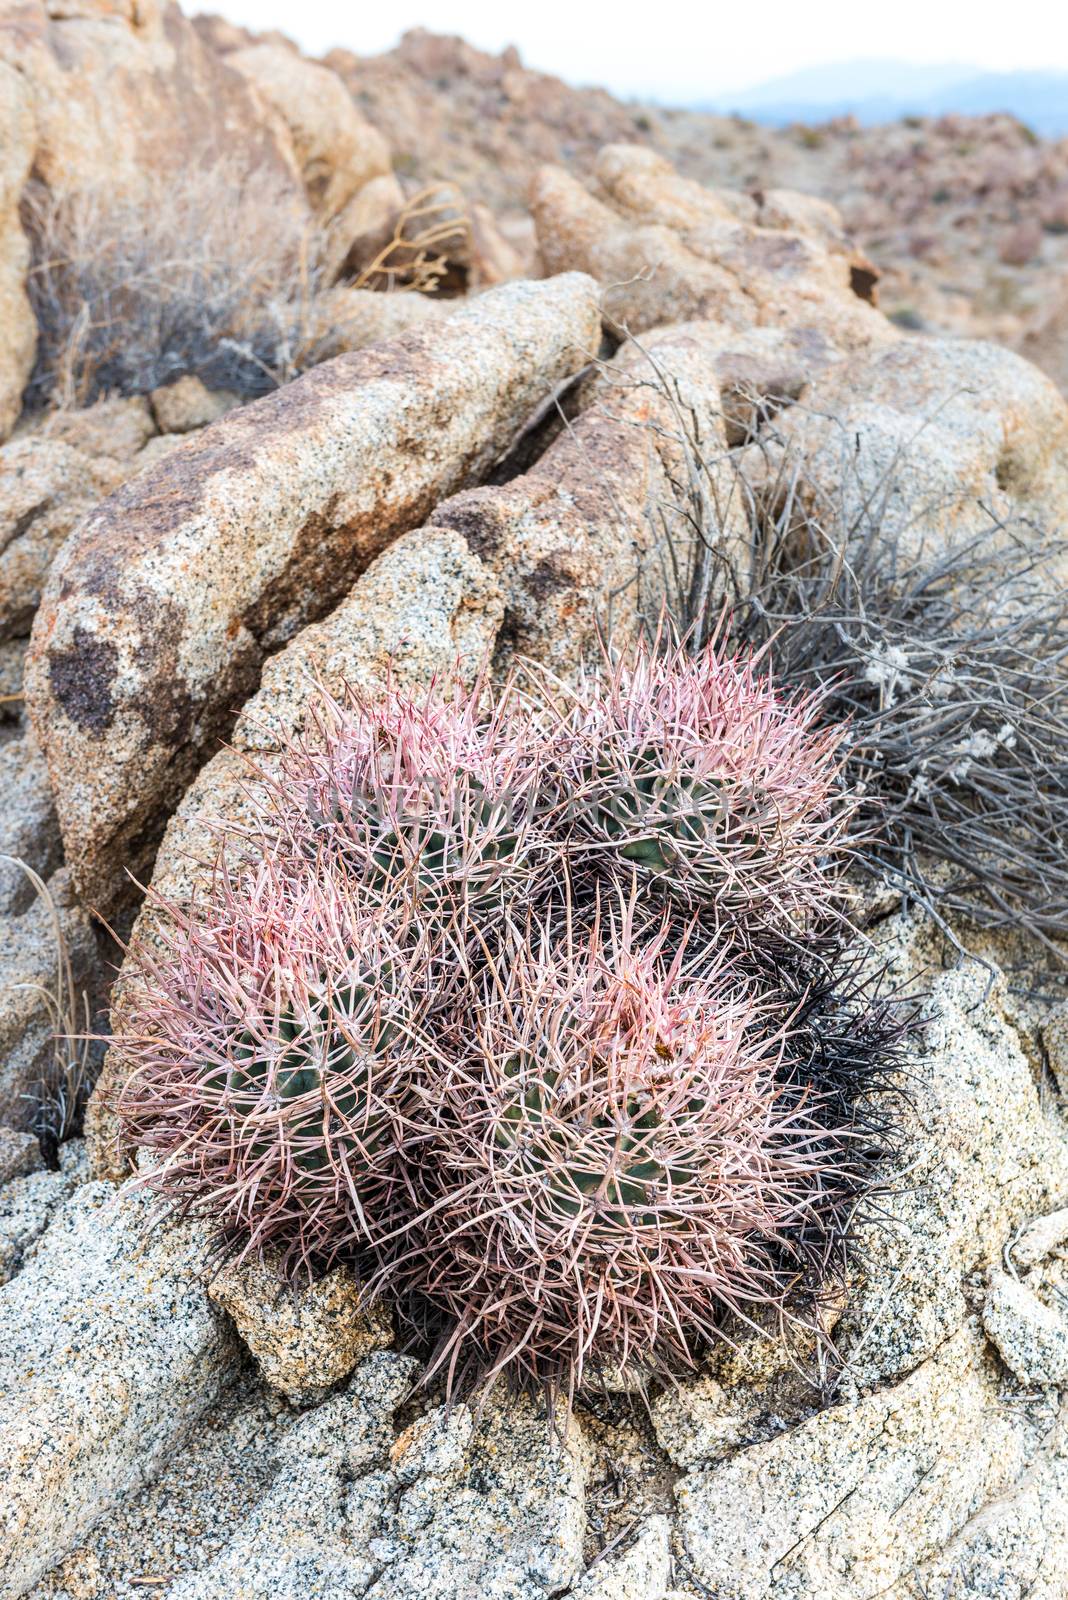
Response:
[117,638,912,1397]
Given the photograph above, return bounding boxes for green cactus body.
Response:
[225,983,396,1180]
[493,1050,691,1231]
[588,747,763,890]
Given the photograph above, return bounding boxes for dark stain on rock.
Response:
[524,555,577,603]
[850,263,880,304]
[48,626,119,735]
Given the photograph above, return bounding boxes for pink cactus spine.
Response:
[367,899,872,1396]
[116,854,434,1277]
[538,635,857,931]
[243,672,555,928]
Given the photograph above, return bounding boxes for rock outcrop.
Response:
[530,145,889,352]
[428,319,749,675]
[739,335,1068,562]
[25,273,599,913]
[226,42,391,220]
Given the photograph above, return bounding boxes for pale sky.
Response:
[204,0,1068,102]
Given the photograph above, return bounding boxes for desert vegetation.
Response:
[115,643,912,1399]
[19,171,469,409]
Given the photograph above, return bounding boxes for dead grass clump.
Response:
[20,168,468,410]
[1,856,93,1150]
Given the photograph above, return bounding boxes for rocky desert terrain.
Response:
[2,5,1068,1599]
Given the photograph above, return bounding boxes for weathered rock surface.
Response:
[227,43,391,221]
[365,1394,587,1600]
[35,396,157,464]
[0,732,61,915]
[834,916,1068,1388]
[0,0,302,207]
[0,867,96,1128]
[145,1374,586,1600]
[674,1321,1039,1600]
[0,60,36,442]
[25,273,599,913]
[161,1354,413,1600]
[0,1178,237,1597]
[741,335,1068,561]
[0,635,25,716]
[0,437,124,639]
[0,1124,42,1187]
[208,1253,393,1407]
[1044,999,1068,1098]
[530,145,890,353]
[570,1516,671,1599]
[301,284,449,361]
[428,320,748,676]
[983,1269,1068,1389]
[150,377,240,435]
[0,1136,88,1284]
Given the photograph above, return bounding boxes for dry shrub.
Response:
[20,167,466,410]
[351,183,473,295]
[621,345,1068,958]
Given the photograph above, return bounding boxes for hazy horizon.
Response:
[203,0,1068,104]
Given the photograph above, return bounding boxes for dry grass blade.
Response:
[0,855,92,1146]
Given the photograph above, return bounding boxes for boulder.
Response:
[531,163,750,334]
[0,1,302,206]
[0,61,36,442]
[25,272,599,914]
[207,1253,393,1407]
[428,320,750,676]
[0,1136,88,1284]
[35,395,157,462]
[86,521,504,1178]
[674,1321,1035,1600]
[983,1269,1068,1388]
[0,637,25,717]
[162,1373,586,1600]
[150,376,240,435]
[740,336,1068,563]
[832,915,1068,1389]
[226,44,391,220]
[363,1393,587,1600]
[301,283,449,361]
[0,436,124,639]
[0,1177,237,1597]
[0,731,61,915]
[323,172,406,279]
[164,1353,418,1599]
[1046,1000,1068,1098]
[570,1516,671,1600]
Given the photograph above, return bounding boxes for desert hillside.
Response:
[1,6,1068,1599]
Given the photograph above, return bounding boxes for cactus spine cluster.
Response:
[118,637,910,1395]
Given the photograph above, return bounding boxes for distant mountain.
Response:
[700,60,1068,136]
